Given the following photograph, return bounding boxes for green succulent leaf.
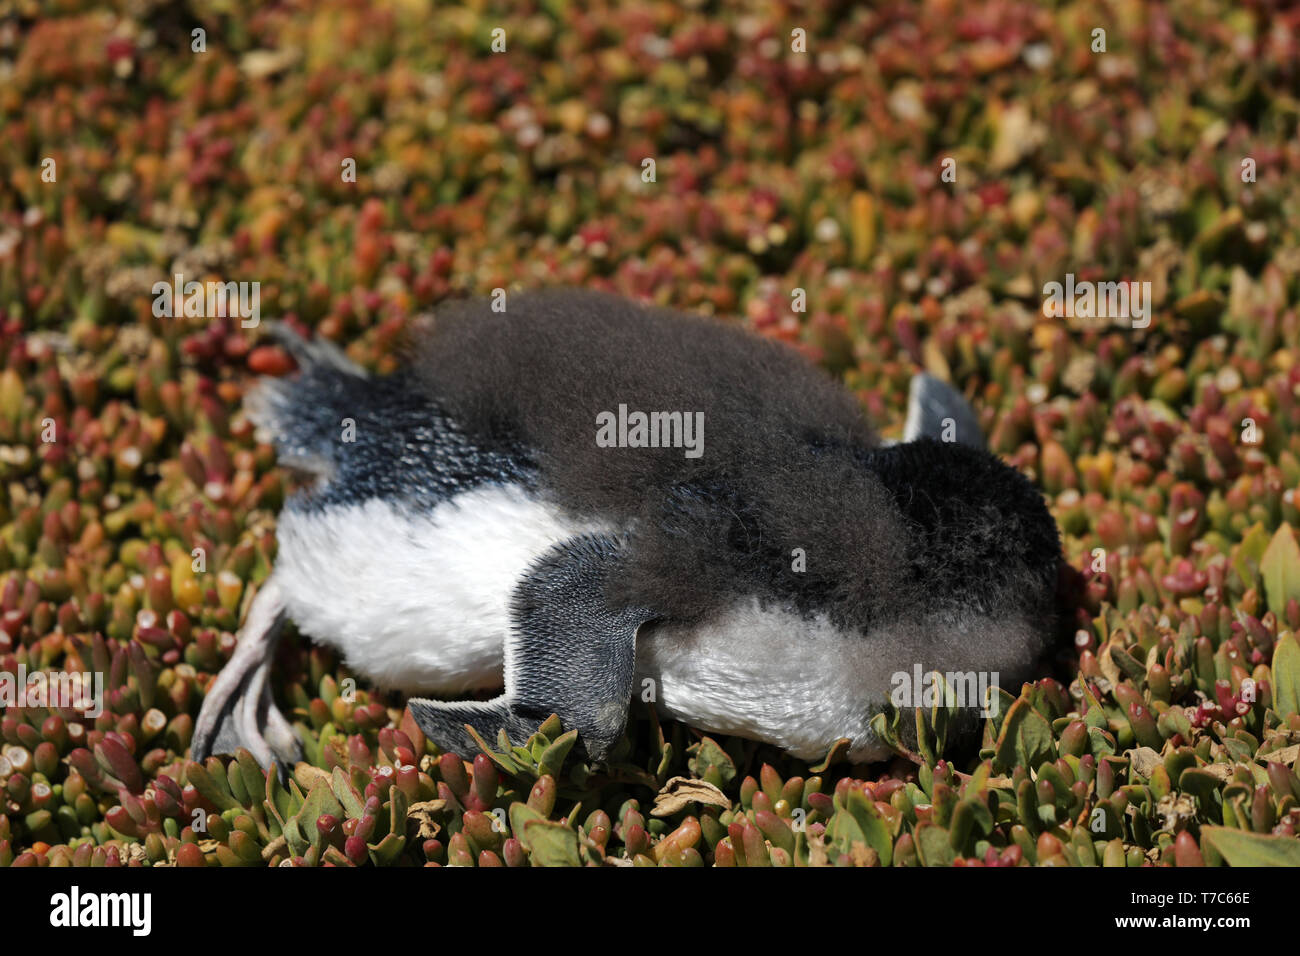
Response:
[297,782,344,854]
[265,765,293,824]
[810,736,854,773]
[1271,631,1300,720]
[281,814,309,859]
[913,822,957,866]
[186,761,243,812]
[523,818,581,866]
[983,685,1017,739]
[537,729,579,780]
[331,766,366,819]
[1200,826,1300,866]
[508,802,545,851]
[1235,523,1271,583]
[992,696,1057,773]
[460,725,521,775]
[690,736,737,788]
[234,750,266,810]
[1261,524,1300,612]
[827,785,893,865]
[367,832,407,866]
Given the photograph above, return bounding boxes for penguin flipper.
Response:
[409,533,654,763]
[902,372,985,448]
[191,579,302,778]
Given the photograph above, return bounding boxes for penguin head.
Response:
[843,434,1064,763]
[614,376,1065,657]
[863,437,1062,625]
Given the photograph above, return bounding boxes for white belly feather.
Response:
[271,485,1033,762]
[635,598,892,762]
[271,484,606,694]
[636,599,1040,762]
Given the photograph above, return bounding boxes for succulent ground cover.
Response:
[3,0,1300,867]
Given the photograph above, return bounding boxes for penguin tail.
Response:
[262,319,368,378]
[244,322,369,477]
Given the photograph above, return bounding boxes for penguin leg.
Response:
[902,372,985,448]
[409,533,654,763]
[192,578,303,774]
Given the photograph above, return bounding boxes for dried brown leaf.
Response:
[651,776,730,817]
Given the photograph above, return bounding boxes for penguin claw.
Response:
[192,579,301,779]
[198,676,302,780]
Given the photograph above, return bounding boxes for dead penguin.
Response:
[192,288,1062,770]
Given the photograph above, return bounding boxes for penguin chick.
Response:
[192,289,1062,771]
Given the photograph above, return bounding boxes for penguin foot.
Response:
[410,533,655,764]
[192,579,303,776]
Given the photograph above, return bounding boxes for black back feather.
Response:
[248,323,533,510]
[399,289,1060,631]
